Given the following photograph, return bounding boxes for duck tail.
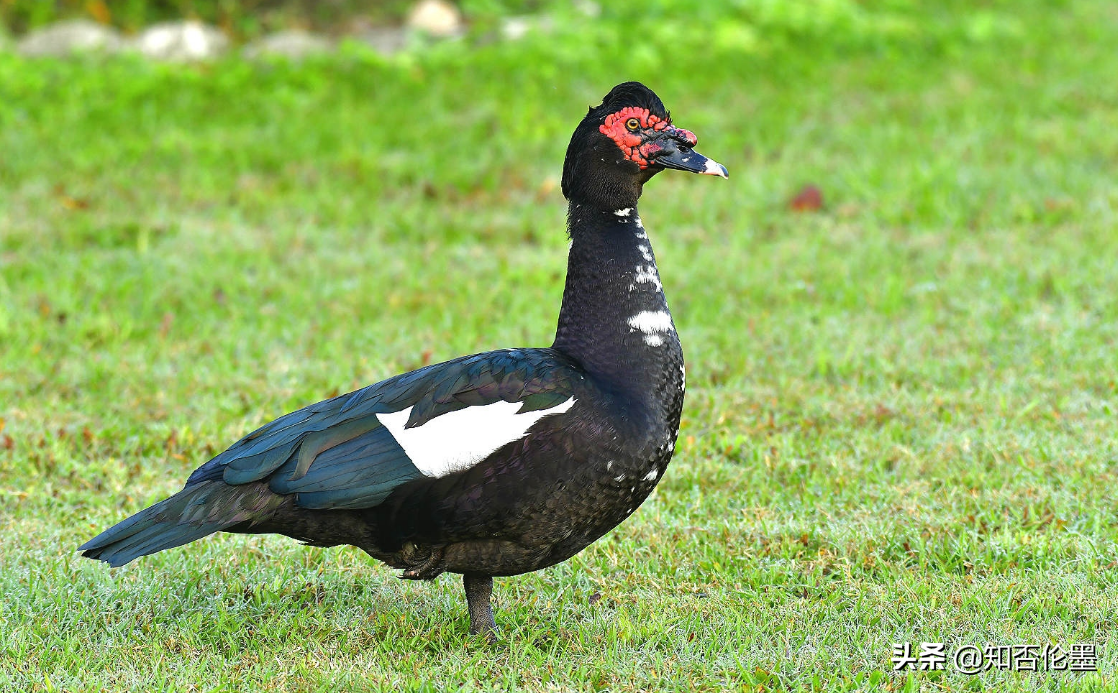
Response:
[79,480,279,567]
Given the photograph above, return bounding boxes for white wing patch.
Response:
[376,397,576,478]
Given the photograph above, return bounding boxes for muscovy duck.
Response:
[80,82,727,637]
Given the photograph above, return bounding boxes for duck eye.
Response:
[625,118,641,132]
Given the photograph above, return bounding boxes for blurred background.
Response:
[2,0,1117,688]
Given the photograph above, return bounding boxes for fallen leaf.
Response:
[86,0,112,24]
[60,196,90,211]
[789,184,824,212]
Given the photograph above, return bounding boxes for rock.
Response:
[407,0,463,38]
[243,30,333,59]
[16,20,123,56]
[356,26,410,56]
[135,20,228,61]
[500,15,555,41]
[500,17,531,41]
[574,0,601,18]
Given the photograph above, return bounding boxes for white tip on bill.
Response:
[702,158,729,178]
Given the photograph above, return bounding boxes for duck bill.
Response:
[654,143,728,178]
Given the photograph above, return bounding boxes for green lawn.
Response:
[2,1,1117,690]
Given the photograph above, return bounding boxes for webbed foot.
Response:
[399,545,445,580]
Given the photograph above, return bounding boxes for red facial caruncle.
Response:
[599,107,698,169]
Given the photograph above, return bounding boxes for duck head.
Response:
[561,82,727,211]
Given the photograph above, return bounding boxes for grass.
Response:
[2,1,1118,690]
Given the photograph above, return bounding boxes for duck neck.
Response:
[552,202,684,402]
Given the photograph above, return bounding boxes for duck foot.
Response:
[464,574,497,641]
[399,546,445,580]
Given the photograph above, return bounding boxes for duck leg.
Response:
[463,574,496,638]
